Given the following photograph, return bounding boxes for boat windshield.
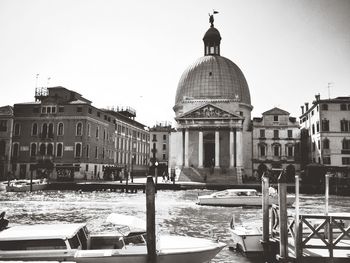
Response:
[0,239,67,250]
[123,234,146,246]
[68,235,81,249]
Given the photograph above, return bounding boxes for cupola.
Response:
[203,13,221,56]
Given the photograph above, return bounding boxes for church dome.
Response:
[175,55,251,105]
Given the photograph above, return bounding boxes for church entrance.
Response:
[203,133,215,168]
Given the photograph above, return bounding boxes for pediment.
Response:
[177,104,243,120]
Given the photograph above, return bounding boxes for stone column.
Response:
[229,129,234,168]
[236,129,243,183]
[198,130,203,168]
[184,129,189,168]
[215,130,220,168]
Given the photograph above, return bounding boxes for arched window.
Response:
[76,122,83,136]
[0,140,5,156]
[32,123,38,136]
[87,123,91,136]
[86,144,90,158]
[272,143,281,157]
[42,123,48,138]
[48,123,54,138]
[75,143,82,157]
[56,143,63,157]
[258,143,266,157]
[57,123,64,136]
[39,143,46,155]
[96,126,99,138]
[47,143,53,156]
[286,144,294,157]
[12,143,19,157]
[30,143,36,156]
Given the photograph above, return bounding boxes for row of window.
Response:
[152,134,167,141]
[258,143,294,158]
[321,157,350,165]
[11,142,149,166]
[36,106,113,123]
[312,138,350,151]
[259,129,294,139]
[12,142,113,159]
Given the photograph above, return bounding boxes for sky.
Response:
[0,0,349,127]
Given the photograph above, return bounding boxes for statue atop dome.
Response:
[209,10,219,27]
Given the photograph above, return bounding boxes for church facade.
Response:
[169,16,253,183]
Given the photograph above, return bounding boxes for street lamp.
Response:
[154,160,158,188]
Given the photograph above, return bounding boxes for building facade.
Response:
[299,95,350,177]
[149,122,174,175]
[0,106,14,180]
[5,86,150,180]
[170,15,253,183]
[252,107,301,182]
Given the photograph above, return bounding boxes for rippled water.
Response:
[1,189,350,263]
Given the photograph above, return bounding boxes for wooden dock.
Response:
[262,173,350,263]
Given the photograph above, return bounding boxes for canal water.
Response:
[1,189,350,263]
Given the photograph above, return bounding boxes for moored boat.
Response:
[197,189,294,207]
[0,213,225,263]
[5,179,48,192]
[228,216,263,256]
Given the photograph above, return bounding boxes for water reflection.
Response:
[1,190,350,263]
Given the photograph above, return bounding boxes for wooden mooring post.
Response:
[294,174,302,260]
[277,171,288,262]
[146,176,157,263]
[261,173,270,262]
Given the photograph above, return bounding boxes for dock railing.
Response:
[271,205,350,259]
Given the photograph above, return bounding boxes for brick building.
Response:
[4,86,150,180]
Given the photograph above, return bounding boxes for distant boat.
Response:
[0,213,225,263]
[5,179,48,192]
[197,189,294,207]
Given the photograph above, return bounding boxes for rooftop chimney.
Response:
[301,105,304,114]
[305,102,309,111]
[315,94,320,101]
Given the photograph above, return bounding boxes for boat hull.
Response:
[229,229,263,255]
[5,181,47,192]
[0,235,225,263]
[197,195,294,207]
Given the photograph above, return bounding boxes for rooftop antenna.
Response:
[35,74,39,88]
[327,82,333,99]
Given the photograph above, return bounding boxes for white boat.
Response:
[5,179,48,192]
[197,188,294,207]
[228,216,263,256]
[0,213,225,263]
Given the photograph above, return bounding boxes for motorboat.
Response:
[228,215,263,256]
[5,179,48,192]
[0,213,225,263]
[197,188,294,207]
